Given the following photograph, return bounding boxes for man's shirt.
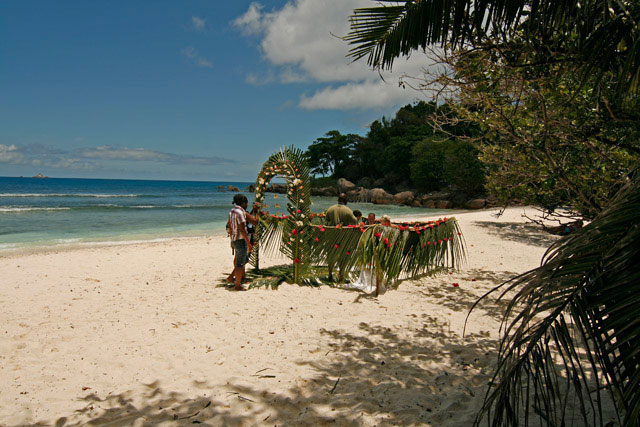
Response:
[229,205,246,241]
[325,204,357,226]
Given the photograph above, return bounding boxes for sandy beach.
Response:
[0,207,559,426]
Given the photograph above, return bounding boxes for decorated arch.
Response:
[251,147,466,294]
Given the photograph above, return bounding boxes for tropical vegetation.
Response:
[306,101,486,196]
[346,0,640,425]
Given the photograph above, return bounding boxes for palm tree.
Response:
[346,1,640,425]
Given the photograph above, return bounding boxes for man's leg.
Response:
[234,265,245,290]
[232,239,248,290]
[227,254,236,283]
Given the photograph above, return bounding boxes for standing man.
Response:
[324,193,357,281]
[228,194,257,291]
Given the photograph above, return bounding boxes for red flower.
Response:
[346,251,350,255]
[383,238,389,245]
[319,227,325,232]
[334,244,339,249]
[296,209,301,213]
[457,232,462,236]
[438,240,442,244]
[315,237,319,242]
[292,229,298,235]
[443,238,448,241]
[416,230,421,234]
[375,232,381,239]
[294,258,300,264]
[427,241,431,245]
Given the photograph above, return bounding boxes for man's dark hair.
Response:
[353,210,362,218]
[338,193,348,205]
[233,194,248,206]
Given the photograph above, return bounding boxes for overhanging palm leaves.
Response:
[346,0,640,98]
[472,171,640,426]
[345,0,640,424]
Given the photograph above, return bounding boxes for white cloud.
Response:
[245,71,275,86]
[182,46,213,68]
[233,2,273,35]
[191,16,206,31]
[75,146,234,165]
[76,146,171,162]
[0,144,23,163]
[0,143,236,172]
[300,80,422,110]
[233,0,435,110]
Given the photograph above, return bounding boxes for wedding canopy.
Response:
[251,147,465,295]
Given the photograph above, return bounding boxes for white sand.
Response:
[0,207,559,426]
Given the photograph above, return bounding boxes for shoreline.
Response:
[1,206,592,426]
[0,208,469,257]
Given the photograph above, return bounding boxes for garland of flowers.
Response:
[252,147,466,291]
[252,146,313,283]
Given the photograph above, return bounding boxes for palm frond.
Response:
[257,217,465,290]
[472,170,640,426]
[346,0,640,98]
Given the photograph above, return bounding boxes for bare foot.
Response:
[233,286,247,291]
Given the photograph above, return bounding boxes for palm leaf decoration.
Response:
[250,147,466,292]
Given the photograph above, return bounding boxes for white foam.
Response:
[0,207,72,212]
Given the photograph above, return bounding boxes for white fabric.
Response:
[345,266,385,294]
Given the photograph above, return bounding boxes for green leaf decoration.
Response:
[250,147,466,292]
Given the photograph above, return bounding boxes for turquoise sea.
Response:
[0,177,448,252]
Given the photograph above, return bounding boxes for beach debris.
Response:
[452,283,459,287]
[329,374,341,394]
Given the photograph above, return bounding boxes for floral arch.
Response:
[251,147,466,294]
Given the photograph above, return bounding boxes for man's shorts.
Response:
[232,239,250,267]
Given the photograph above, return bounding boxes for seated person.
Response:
[325,193,357,226]
[367,212,377,225]
[353,210,363,223]
[324,193,357,281]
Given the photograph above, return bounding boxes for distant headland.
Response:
[32,173,49,178]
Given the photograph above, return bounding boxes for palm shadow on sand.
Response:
[473,221,559,248]
[47,321,499,426]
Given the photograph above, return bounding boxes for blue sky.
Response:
[0,1,430,181]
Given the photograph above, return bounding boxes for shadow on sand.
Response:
[473,221,559,248]
[45,321,499,426]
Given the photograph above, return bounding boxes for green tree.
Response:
[347,1,640,425]
[410,137,445,192]
[305,130,359,178]
[449,51,640,218]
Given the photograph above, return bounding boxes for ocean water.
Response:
[0,176,448,252]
